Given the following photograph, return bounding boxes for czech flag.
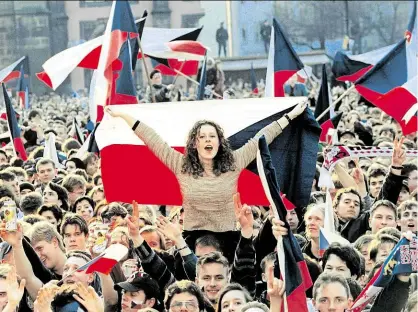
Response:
[36,20,204,89]
[250,63,259,94]
[77,244,128,275]
[265,18,304,97]
[332,44,395,82]
[96,96,319,208]
[2,84,27,161]
[350,236,418,312]
[256,135,312,312]
[355,1,417,135]
[0,56,29,84]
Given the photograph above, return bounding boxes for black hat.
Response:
[19,182,35,193]
[115,272,160,299]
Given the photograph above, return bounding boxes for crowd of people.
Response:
[0,67,415,312]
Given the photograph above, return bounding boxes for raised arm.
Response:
[234,102,307,169]
[105,107,183,174]
[0,222,43,300]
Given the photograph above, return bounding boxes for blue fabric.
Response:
[111,1,137,33]
[314,64,331,124]
[3,84,21,139]
[197,56,207,100]
[284,83,308,96]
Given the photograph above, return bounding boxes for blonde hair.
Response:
[29,221,65,252]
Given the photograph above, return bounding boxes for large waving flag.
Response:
[250,63,258,94]
[355,1,417,135]
[256,135,311,312]
[37,21,205,89]
[2,84,27,161]
[350,236,417,312]
[265,18,304,97]
[0,56,29,84]
[332,44,395,82]
[96,97,316,207]
[43,133,64,169]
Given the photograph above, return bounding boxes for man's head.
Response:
[196,251,229,303]
[378,125,396,141]
[139,226,164,250]
[62,174,87,206]
[0,150,7,166]
[286,209,299,232]
[150,70,162,86]
[19,191,43,215]
[37,204,64,228]
[367,167,388,198]
[63,251,93,286]
[260,252,276,282]
[36,158,57,185]
[0,171,19,200]
[322,243,363,279]
[73,196,95,223]
[61,213,89,252]
[0,264,13,310]
[402,163,418,192]
[369,200,397,234]
[312,273,352,312]
[101,202,128,225]
[333,188,362,222]
[82,153,99,177]
[30,221,65,272]
[116,272,160,312]
[397,200,418,233]
[195,234,221,257]
[399,181,411,204]
[369,234,399,264]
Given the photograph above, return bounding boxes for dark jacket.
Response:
[340,171,405,243]
[145,84,170,103]
[216,27,228,43]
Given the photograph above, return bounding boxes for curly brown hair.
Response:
[181,120,236,178]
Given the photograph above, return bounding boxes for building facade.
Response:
[0,1,68,94]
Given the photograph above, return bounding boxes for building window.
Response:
[181,14,203,28]
[79,0,138,7]
[80,20,106,41]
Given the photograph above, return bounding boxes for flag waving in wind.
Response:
[265,18,304,97]
[2,84,27,161]
[355,1,417,135]
[256,135,311,312]
[0,56,29,84]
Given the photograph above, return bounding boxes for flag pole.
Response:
[136,37,156,103]
[173,69,223,99]
[316,84,356,121]
[172,61,186,85]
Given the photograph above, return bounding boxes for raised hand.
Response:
[392,136,406,167]
[0,222,23,247]
[125,201,142,247]
[104,106,124,118]
[288,101,308,120]
[34,283,59,312]
[156,216,182,245]
[233,193,254,238]
[267,265,285,302]
[271,217,288,241]
[5,265,26,308]
[73,282,104,312]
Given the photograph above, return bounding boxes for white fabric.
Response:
[96,96,305,149]
[43,133,64,169]
[264,24,275,98]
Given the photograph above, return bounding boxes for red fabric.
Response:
[36,72,53,89]
[252,87,259,94]
[17,91,25,109]
[1,71,20,83]
[13,138,27,161]
[154,60,199,76]
[337,65,373,82]
[166,41,206,56]
[101,144,296,207]
[77,45,102,69]
[274,70,297,97]
[319,119,334,142]
[84,257,118,275]
[356,85,417,135]
[284,283,310,312]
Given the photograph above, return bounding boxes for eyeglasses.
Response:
[170,301,199,311]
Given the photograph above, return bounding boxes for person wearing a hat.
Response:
[115,272,162,312]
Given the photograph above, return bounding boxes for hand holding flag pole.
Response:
[316,84,356,122]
